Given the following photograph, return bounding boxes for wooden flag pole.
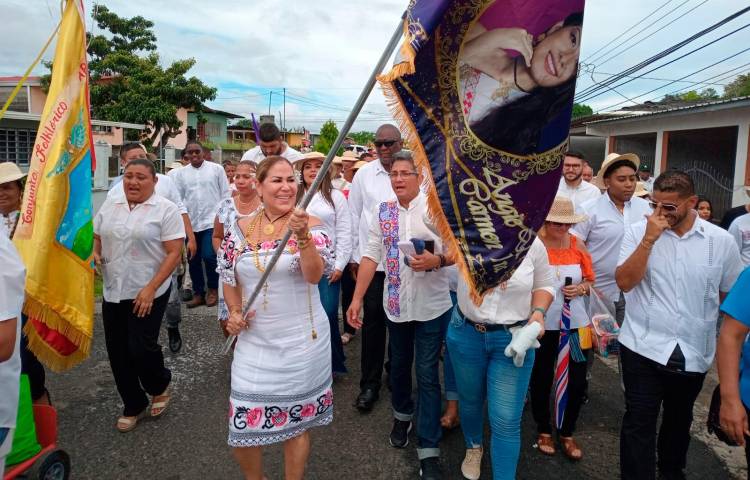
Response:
[221,14,406,354]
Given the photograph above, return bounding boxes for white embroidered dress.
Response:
[217,222,335,446]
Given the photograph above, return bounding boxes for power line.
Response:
[575,8,750,102]
[596,47,750,112]
[582,0,676,63]
[578,64,731,86]
[587,0,693,65]
[593,0,710,68]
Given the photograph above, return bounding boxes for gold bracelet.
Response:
[640,239,653,250]
[228,305,242,314]
[297,231,313,250]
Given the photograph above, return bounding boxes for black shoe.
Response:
[180,288,193,302]
[355,388,379,412]
[419,457,442,480]
[168,327,182,353]
[389,419,412,448]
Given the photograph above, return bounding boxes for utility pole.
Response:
[268,91,272,115]
[283,87,286,132]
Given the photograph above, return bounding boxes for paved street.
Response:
[45,304,746,479]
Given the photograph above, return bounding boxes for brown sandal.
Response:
[536,433,556,455]
[559,436,583,461]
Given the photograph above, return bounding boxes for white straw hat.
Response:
[545,196,588,224]
[0,162,27,184]
[592,153,640,189]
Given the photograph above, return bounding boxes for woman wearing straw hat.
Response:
[529,196,594,461]
[0,162,26,239]
[294,151,352,374]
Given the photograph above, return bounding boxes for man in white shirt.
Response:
[108,143,194,352]
[615,170,742,480]
[347,152,453,478]
[241,123,303,163]
[556,151,601,209]
[728,212,750,266]
[347,124,400,411]
[639,163,655,193]
[0,234,23,473]
[571,153,651,323]
[171,140,230,309]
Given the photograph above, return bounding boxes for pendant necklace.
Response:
[262,210,291,236]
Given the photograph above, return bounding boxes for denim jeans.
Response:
[442,291,458,400]
[387,308,451,459]
[187,228,218,296]
[318,279,346,374]
[446,306,535,480]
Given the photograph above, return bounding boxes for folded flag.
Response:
[380,0,586,301]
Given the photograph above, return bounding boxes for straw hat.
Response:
[592,152,640,189]
[352,160,367,170]
[166,161,183,171]
[294,151,326,165]
[0,162,27,184]
[545,196,588,224]
[332,156,343,165]
[341,151,358,161]
[634,182,649,197]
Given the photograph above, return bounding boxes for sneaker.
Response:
[389,419,412,448]
[419,457,442,479]
[461,447,483,480]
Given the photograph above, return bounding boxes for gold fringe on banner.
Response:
[377,19,418,83]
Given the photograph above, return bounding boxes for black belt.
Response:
[457,307,526,333]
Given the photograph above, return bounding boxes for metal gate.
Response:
[680,160,733,221]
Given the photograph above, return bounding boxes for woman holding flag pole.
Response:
[529,196,594,461]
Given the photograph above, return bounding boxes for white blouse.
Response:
[457,237,555,324]
[307,190,352,272]
[94,194,185,303]
[0,235,23,429]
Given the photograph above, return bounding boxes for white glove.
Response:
[504,322,542,367]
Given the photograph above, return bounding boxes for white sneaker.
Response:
[461,447,483,480]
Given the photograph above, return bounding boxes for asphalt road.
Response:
[42,304,745,479]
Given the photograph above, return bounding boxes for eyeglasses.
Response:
[185,149,202,155]
[648,199,689,212]
[388,171,418,179]
[374,140,398,148]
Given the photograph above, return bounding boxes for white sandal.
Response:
[151,388,171,417]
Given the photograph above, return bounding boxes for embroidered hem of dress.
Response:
[227,411,333,447]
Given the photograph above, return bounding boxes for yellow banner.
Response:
[14,0,94,371]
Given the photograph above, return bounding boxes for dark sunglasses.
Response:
[374,140,397,148]
[185,149,202,155]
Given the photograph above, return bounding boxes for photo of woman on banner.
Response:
[458,1,583,154]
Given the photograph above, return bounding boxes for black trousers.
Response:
[529,330,589,437]
[103,287,172,416]
[360,272,388,392]
[341,264,356,336]
[620,344,706,480]
[20,314,46,401]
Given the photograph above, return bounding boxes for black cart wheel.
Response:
[27,449,70,480]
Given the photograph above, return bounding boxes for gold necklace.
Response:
[243,212,271,311]
[307,284,318,340]
[262,210,291,235]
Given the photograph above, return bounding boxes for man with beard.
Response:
[241,123,303,163]
[615,170,741,480]
[347,124,401,412]
[556,151,600,209]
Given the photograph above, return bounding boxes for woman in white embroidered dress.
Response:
[212,160,260,334]
[218,156,333,480]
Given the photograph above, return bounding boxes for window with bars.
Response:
[0,128,36,165]
[0,87,29,112]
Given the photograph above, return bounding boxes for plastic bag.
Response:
[589,288,620,357]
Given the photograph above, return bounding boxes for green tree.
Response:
[572,103,593,118]
[314,120,343,155]
[233,119,254,129]
[349,131,375,146]
[724,74,750,99]
[43,4,216,147]
[661,88,719,103]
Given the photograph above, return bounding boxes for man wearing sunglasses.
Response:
[348,124,402,412]
[615,170,742,480]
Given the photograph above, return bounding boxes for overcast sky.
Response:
[3,0,749,133]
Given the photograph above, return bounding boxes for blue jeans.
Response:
[188,229,218,296]
[387,308,451,459]
[442,291,458,400]
[446,306,535,480]
[318,279,347,374]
